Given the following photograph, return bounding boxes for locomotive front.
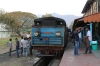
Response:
[32,17,67,56]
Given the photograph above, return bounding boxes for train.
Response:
[32,17,68,56]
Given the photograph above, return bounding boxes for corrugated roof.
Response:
[84,12,100,23]
[82,0,94,13]
[72,17,86,31]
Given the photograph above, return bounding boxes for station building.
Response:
[73,0,100,45]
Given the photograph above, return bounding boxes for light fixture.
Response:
[56,31,61,36]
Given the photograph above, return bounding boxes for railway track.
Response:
[0,48,24,56]
[33,56,54,66]
[48,58,61,66]
[33,56,62,66]
[0,49,19,63]
[0,50,62,66]
[0,50,16,56]
[0,49,23,60]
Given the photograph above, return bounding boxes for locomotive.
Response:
[32,17,68,56]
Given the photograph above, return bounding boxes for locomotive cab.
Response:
[32,17,67,56]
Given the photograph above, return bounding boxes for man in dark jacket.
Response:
[15,38,20,58]
[28,37,33,56]
[73,27,83,55]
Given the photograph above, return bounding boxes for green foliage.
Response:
[0,37,21,47]
[66,24,68,27]
[0,11,38,35]
[42,13,53,17]
[69,21,74,30]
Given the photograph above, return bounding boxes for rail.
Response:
[0,50,16,56]
[33,57,54,66]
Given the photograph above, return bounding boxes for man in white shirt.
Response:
[78,28,82,49]
[87,28,92,42]
[84,27,92,54]
[22,37,28,56]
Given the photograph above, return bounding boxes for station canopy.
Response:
[72,17,86,31]
[73,12,100,30]
[84,12,100,23]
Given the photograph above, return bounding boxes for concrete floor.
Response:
[92,44,100,60]
[59,42,100,66]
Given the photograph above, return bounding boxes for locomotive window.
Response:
[42,20,56,26]
[60,22,62,25]
[37,23,39,25]
[57,21,63,26]
[35,21,41,26]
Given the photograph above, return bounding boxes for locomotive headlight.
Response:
[56,31,61,36]
[34,32,39,36]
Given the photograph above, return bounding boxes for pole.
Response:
[90,22,92,41]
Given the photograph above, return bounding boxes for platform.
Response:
[59,42,100,66]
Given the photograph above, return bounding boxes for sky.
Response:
[0,0,87,16]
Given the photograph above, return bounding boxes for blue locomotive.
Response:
[32,17,67,56]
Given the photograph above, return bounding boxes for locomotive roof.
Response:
[34,17,66,23]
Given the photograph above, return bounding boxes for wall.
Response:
[0,31,11,38]
[98,0,100,12]
[0,23,11,38]
[84,0,98,16]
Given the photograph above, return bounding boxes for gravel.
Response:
[0,49,40,66]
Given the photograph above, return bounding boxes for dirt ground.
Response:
[0,55,40,66]
[0,37,21,54]
[0,43,39,66]
[0,48,39,66]
[0,36,41,66]
[0,44,16,54]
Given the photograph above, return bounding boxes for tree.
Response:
[0,11,38,36]
[69,21,74,30]
[0,8,5,15]
[66,24,68,27]
[0,8,6,23]
[42,13,53,17]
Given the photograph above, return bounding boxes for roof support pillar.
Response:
[90,22,92,41]
[81,31,82,38]
[82,28,84,38]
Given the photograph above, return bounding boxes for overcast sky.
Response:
[0,0,87,16]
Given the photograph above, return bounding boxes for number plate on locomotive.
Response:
[43,32,53,34]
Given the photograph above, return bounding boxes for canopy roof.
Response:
[73,12,100,29]
[82,0,94,13]
[84,13,100,23]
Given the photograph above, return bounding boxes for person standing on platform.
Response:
[84,27,92,54]
[78,28,82,49]
[73,27,83,55]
